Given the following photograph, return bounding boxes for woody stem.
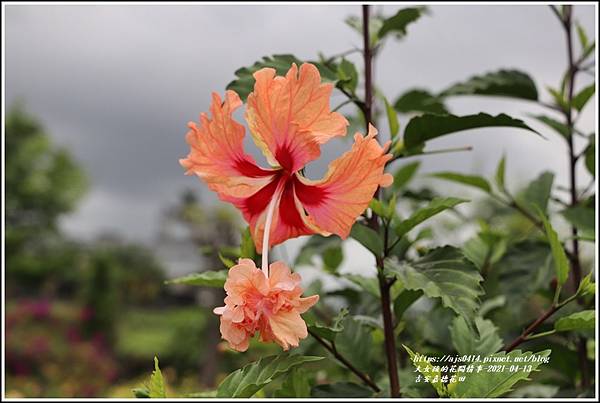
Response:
[362,4,401,398]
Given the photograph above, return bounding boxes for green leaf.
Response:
[403,345,447,397]
[336,58,359,94]
[165,270,227,287]
[561,205,595,240]
[547,86,569,111]
[585,136,595,177]
[489,240,552,306]
[403,113,540,150]
[344,15,384,47]
[441,69,538,100]
[386,246,484,319]
[334,316,374,373]
[383,96,400,138]
[226,55,336,101]
[149,357,166,398]
[572,84,595,112]
[322,246,344,273]
[378,7,425,39]
[218,252,235,269]
[394,197,468,238]
[350,223,383,256]
[133,388,150,398]
[451,350,552,398]
[478,295,507,317]
[240,226,256,259]
[576,22,589,49]
[535,207,569,286]
[386,193,398,219]
[463,231,507,271]
[555,310,595,332]
[274,368,311,397]
[581,41,596,62]
[430,172,491,193]
[517,171,554,213]
[216,354,324,398]
[369,199,387,217]
[345,274,380,298]
[394,89,448,115]
[576,272,595,297]
[393,289,423,319]
[450,316,503,356]
[495,155,507,192]
[311,382,373,398]
[295,235,342,268]
[392,161,421,191]
[307,308,348,342]
[529,114,569,139]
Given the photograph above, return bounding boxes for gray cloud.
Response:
[5,4,596,245]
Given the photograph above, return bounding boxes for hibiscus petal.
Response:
[252,178,320,251]
[219,318,250,352]
[268,261,299,291]
[224,258,269,299]
[294,124,394,239]
[245,63,348,172]
[267,310,308,351]
[213,306,226,315]
[296,295,320,314]
[180,90,276,199]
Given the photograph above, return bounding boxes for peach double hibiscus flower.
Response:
[180,63,392,351]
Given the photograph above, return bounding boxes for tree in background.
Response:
[158,189,240,386]
[5,103,88,293]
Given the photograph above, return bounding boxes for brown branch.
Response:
[362,5,373,133]
[563,5,583,289]
[561,5,589,389]
[504,304,561,352]
[503,289,581,352]
[308,329,381,393]
[362,4,400,397]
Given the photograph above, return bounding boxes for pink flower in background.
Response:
[213,258,319,352]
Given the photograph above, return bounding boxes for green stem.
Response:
[525,329,557,341]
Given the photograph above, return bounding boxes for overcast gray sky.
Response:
[5,3,596,254]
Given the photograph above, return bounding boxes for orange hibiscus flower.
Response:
[213,258,319,352]
[180,63,393,254]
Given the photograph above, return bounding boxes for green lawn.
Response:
[116,306,208,361]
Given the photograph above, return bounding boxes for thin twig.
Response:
[325,47,362,63]
[332,99,354,112]
[308,329,381,393]
[389,146,473,164]
[504,305,560,352]
[536,100,564,113]
[549,5,564,25]
[504,293,579,351]
[578,179,595,200]
[550,196,569,207]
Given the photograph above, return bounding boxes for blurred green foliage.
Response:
[6,103,88,290]
[5,105,214,397]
